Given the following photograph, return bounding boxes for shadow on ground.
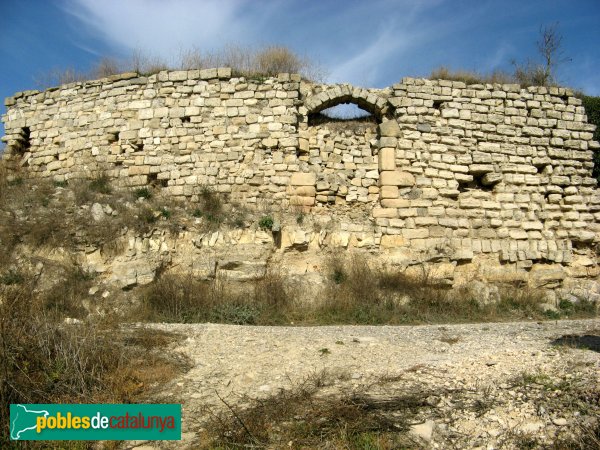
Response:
[552,333,600,352]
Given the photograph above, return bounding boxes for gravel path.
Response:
[130,319,600,449]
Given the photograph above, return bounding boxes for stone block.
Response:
[378,148,396,170]
[290,172,316,186]
[529,264,565,288]
[380,185,399,199]
[289,195,315,206]
[481,172,502,186]
[379,119,401,137]
[168,71,188,81]
[294,186,316,197]
[381,198,410,208]
[379,137,397,147]
[200,68,218,79]
[469,164,494,175]
[402,228,429,239]
[379,170,415,187]
[128,165,150,176]
[441,108,459,118]
[372,208,398,218]
[380,235,405,248]
[217,67,232,78]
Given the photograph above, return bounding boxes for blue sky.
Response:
[1,0,599,138]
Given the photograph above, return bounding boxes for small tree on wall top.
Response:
[512,22,571,87]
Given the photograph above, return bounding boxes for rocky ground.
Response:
[124,318,600,449]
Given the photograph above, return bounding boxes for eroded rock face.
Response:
[24,218,585,313]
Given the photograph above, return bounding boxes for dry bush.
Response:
[137,273,222,322]
[0,281,114,442]
[35,44,322,90]
[254,46,305,76]
[128,48,169,75]
[179,45,253,73]
[430,66,515,85]
[40,266,94,319]
[138,270,294,325]
[512,60,550,87]
[180,45,318,77]
[312,254,554,325]
[0,277,189,447]
[0,173,66,254]
[34,67,88,89]
[91,56,122,78]
[314,254,402,324]
[192,185,250,231]
[200,370,426,449]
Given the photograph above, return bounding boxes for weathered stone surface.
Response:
[380,185,399,199]
[91,203,105,222]
[289,195,315,206]
[290,172,316,186]
[481,172,502,186]
[380,235,405,248]
[378,147,396,170]
[379,171,415,187]
[410,420,435,442]
[530,264,566,288]
[379,119,401,137]
[217,259,266,281]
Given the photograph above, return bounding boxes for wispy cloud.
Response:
[328,26,405,86]
[483,41,514,72]
[62,0,256,63]
[55,0,600,94]
[326,1,446,86]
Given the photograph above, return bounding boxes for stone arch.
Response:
[303,84,390,121]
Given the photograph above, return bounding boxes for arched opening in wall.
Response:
[305,98,386,206]
[308,103,378,136]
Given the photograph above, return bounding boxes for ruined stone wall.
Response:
[3,69,600,284]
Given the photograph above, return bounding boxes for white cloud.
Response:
[325,0,464,87]
[62,0,255,63]
[328,26,408,86]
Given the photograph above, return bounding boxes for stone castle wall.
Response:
[3,68,600,282]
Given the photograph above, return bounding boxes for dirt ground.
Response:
[127,318,600,449]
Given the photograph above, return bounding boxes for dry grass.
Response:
[40,266,94,319]
[199,371,427,449]
[1,169,594,329]
[0,171,168,253]
[135,253,585,327]
[137,270,295,325]
[35,44,324,90]
[430,66,516,85]
[508,370,600,449]
[429,63,571,89]
[137,253,595,326]
[0,276,189,447]
[0,167,192,446]
[307,254,565,325]
[200,367,600,449]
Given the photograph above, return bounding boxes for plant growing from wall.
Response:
[258,216,274,230]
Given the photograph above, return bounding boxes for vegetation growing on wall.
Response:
[35,44,324,89]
